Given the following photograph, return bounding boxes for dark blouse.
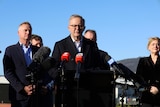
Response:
[136,55,160,105]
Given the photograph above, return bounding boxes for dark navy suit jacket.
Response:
[3,42,39,101]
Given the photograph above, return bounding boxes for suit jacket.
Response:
[136,56,160,105]
[51,36,113,107]
[3,42,39,101]
[52,35,99,71]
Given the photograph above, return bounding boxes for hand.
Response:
[150,86,159,95]
[24,85,35,95]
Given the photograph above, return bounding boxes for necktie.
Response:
[24,47,32,66]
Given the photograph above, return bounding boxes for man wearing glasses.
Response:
[49,14,101,107]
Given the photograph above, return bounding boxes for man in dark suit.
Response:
[84,29,110,70]
[49,14,102,107]
[3,22,39,107]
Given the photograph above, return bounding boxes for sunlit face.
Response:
[68,17,85,40]
[148,40,160,54]
[84,31,96,42]
[31,39,42,47]
[18,24,32,42]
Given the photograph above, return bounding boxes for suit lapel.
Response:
[66,36,78,55]
[16,43,27,66]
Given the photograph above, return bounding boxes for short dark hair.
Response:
[84,29,97,41]
[31,34,43,46]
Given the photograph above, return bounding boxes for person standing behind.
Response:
[30,34,43,47]
[136,37,160,107]
[84,29,110,70]
[50,14,101,107]
[3,22,39,107]
[84,29,113,107]
[30,34,54,107]
[84,29,97,42]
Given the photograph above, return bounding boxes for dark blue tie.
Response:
[24,47,32,66]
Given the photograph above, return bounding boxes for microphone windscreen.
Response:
[61,52,70,62]
[41,57,55,71]
[105,54,111,62]
[33,46,51,63]
[75,53,83,64]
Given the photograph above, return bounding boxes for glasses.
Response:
[70,25,84,29]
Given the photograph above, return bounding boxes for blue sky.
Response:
[0,0,160,75]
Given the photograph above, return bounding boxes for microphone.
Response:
[74,53,83,80]
[59,52,70,68]
[26,46,51,81]
[33,46,51,63]
[118,63,149,88]
[105,54,149,88]
[41,57,56,71]
[105,54,124,76]
[28,46,51,72]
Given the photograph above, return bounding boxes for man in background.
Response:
[30,34,54,107]
[84,29,110,70]
[3,22,39,107]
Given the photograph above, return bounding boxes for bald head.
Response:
[84,29,97,42]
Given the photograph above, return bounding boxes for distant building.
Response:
[0,75,10,103]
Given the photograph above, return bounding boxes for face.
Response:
[18,24,32,42]
[31,39,42,47]
[84,31,96,42]
[148,40,160,54]
[68,17,85,40]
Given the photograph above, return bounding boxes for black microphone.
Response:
[41,57,56,71]
[118,63,149,88]
[74,53,83,80]
[105,54,124,76]
[27,46,51,72]
[32,46,51,63]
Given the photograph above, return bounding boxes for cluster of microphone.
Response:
[60,52,83,80]
[27,46,148,89]
[27,46,84,81]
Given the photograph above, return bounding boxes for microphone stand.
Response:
[110,67,116,107]
[119,78,128,107]
[26,62,40,107]
[58,64,67,107]
[74,63,80,107]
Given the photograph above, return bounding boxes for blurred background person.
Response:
[84,29,110,70]
[84,29,97,42]
[30,34,55,107]
[30,34,43,47]
[136,37,160,107]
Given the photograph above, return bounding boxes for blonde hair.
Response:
[147,37,160,49]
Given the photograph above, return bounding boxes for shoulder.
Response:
[139,56,149,61]
[55,36,70,44]
[138,56,150,64]
[5,43,19,51]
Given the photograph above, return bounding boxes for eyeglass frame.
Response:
[70,25,85,29]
